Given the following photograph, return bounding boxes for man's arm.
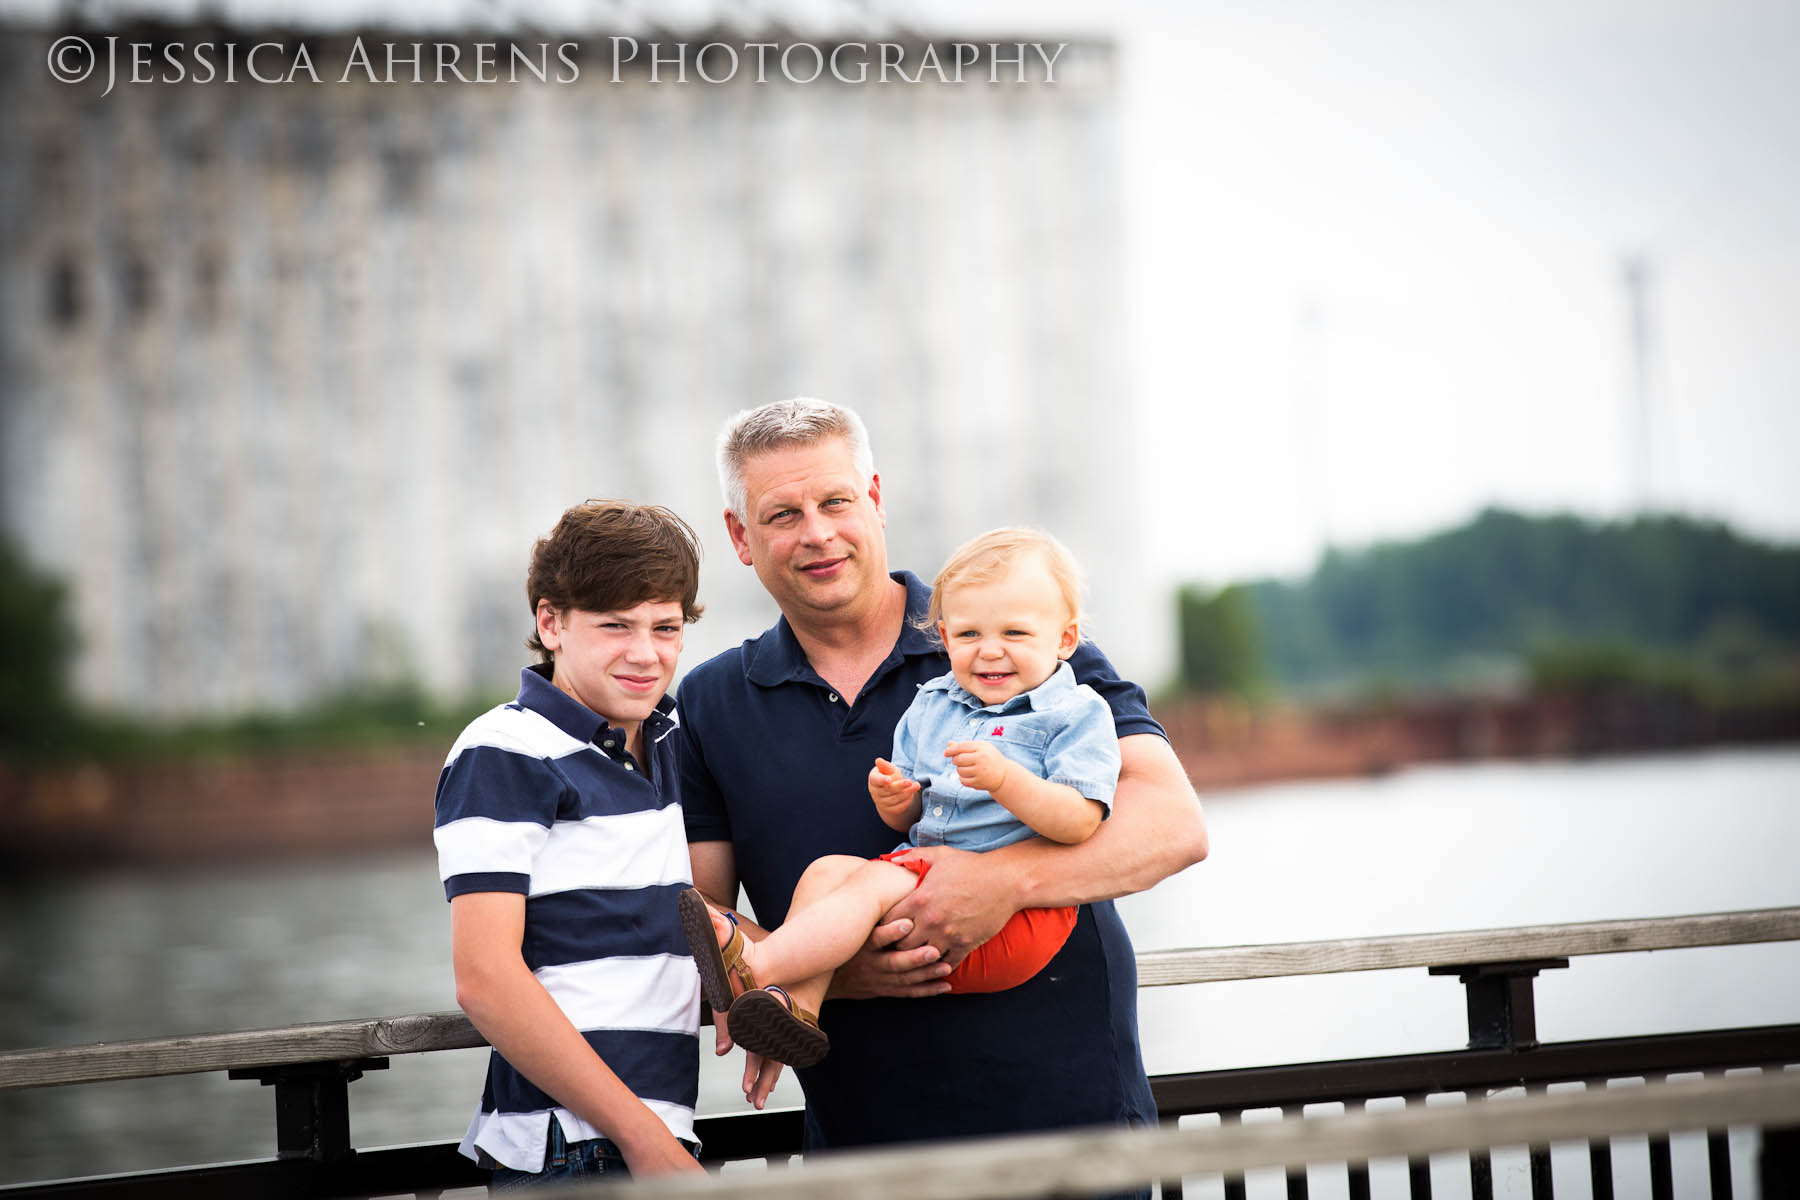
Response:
[888,732,1208,964]
[450,893,701,1177]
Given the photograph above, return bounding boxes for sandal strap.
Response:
[717,911,759,995]
[763,985,822,1032]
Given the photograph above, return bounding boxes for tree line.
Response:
[1178,508,1800,704]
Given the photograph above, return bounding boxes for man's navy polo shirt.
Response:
[676,571,1162,1149]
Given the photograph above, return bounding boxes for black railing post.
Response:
[1430,959,1569,1051]
[228,1058,388,1162]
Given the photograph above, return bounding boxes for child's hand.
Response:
[869,757,921,816]
[944,740,1009,794]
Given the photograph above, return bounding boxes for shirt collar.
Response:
[922,659,1079,714]
[516,663,679,746]
[746,570,938,687]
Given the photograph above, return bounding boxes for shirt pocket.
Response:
[984,723,1050,753]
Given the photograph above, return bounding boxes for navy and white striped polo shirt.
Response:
[434,663,700,1171]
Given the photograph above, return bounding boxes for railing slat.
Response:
[1707,1127,1732,1198]
[1405,1095,1433,1200]
[1587,1135,1614,1200]
[1346,1100,1371,1200]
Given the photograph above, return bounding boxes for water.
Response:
[2,747,1796,1192]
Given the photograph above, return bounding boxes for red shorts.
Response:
[877,851,1078,994]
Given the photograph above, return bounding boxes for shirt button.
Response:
[932,806,944,817]
[624,763,636,772]
[828,693,839,703]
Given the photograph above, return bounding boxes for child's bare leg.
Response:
[730,855,919,1015]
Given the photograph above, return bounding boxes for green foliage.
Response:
[65,683,507,765]
[0,535,505,764]
[0,536,78,753]
[1234,508,1800,699]
[1175,583,1267,698]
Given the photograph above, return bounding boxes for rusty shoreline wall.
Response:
[3,692,1794,868]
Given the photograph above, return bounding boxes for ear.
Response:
[936,619,949,645]
[1057,620,1080,660]
[867,471,886,528]
[724,507,754,566]
[535,600,564,654]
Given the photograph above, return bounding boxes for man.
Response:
[675,398,1208,1164]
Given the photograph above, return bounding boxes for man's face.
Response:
[538,600,685,737]
[724,437,889,624]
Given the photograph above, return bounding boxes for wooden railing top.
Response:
[2,905,1796,1092]
[1136,904,1800,987]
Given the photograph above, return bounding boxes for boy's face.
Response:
[537,599,685,733]
[936,559,1079,707]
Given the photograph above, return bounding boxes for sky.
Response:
[930,0,1800,588]
[9,0,1798,595]
[1130,1,1800,586]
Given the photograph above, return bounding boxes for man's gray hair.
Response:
[715,397,876,519]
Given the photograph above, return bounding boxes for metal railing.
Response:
[3,906,1797,1199]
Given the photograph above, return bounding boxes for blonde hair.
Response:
[926,527,1088,637]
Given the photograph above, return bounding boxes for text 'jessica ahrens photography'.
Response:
[45,35,1074,95]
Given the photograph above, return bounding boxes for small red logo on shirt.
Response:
[991,726,1003,736]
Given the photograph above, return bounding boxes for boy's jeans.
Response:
[488,1118,698,1191]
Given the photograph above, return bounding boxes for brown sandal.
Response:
[678,887,756,1013]
[727,985,830,1068]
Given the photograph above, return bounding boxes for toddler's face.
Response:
[936,560,1079,706]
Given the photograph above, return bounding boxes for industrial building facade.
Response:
[0,19,1159,717]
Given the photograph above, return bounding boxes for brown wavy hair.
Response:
[526,500,703,663]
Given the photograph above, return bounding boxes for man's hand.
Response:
[740,1047,783,1110]
[828,914,952,999]
[884,844,1016,967]
[945,740,1009,794]
[706,972,786,1109]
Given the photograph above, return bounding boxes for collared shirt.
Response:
[434,663,700,1172]
[894,661,1120,852]
[677,570,1162,1151]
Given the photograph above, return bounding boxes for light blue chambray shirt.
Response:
[890,661,1121,853]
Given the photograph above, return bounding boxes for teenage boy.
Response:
[434,500,708,1186]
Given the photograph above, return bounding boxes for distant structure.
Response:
[1621,251,1657,512]
[0,4,1158,717]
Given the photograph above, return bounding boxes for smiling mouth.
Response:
[976,672,1014,683]
[615,676,659,690]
